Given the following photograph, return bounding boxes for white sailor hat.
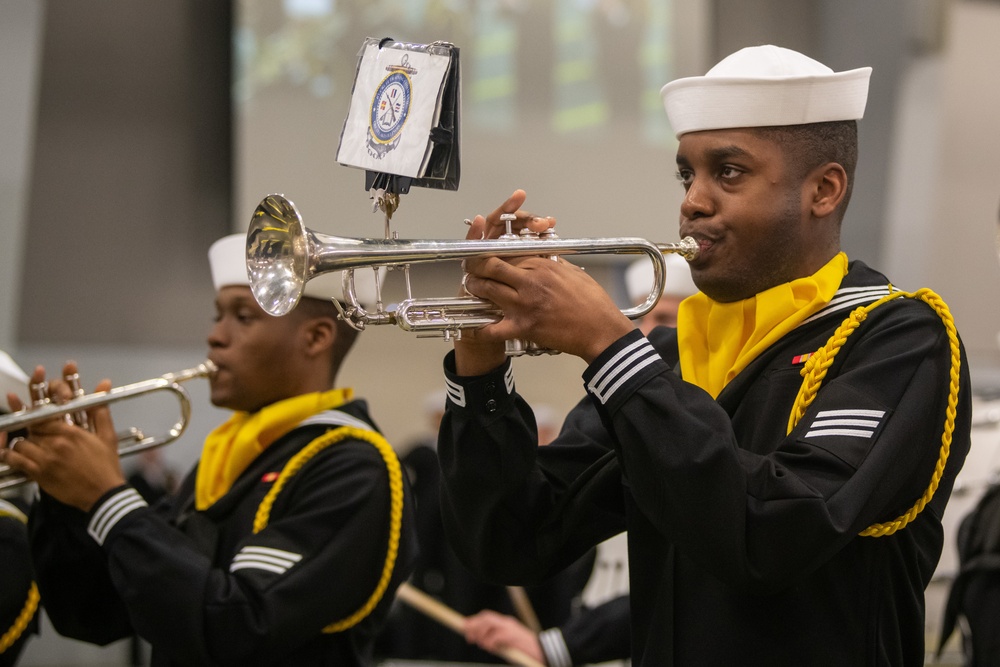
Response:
[208,233,383,308]
[661,45,871,138]
[626,253,697,304]
[423,388,448,418]
[0,350,30,406]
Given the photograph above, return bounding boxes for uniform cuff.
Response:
[442,351,515,416]
[539,627,572,667]
[87,485,147,546]
[582,329,669,407]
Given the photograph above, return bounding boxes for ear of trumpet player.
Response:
[246,194,698,356]
[0,361,216,490]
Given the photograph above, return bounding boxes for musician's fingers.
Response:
[47,378,72,404]
[7,391,26,413]
[484,189,528,228]
[464,254,558,300]
[1,436,41,476]
[463,609,505,643]
[465,214,488,241]
[20,365,65,436]
[527,213,556,234]
[461,259,520,304]
[28,366,48,404]
[486,210,556,239]
[60,360,83,400]
[88,379,117,449]
[62,360,79,380]
[468,612,535,655]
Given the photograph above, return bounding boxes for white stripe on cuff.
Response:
[445,376,466,407]
[538,627,572,667]
[587,339,660,404]
[87,488,148,546]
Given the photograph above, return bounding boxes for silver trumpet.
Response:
[0,362,216,490]
[246,194,698,355]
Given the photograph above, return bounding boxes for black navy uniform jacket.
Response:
[29,399,417,667]
[438,261,973,666]
[1,497,37,667]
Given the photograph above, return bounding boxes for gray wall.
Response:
[18,0,232,347]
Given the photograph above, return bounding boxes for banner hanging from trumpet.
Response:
[336,37,461,192]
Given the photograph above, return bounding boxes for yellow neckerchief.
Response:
[195,388,353,510]
[677,252,848,398]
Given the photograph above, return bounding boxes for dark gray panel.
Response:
[20,0,232,346]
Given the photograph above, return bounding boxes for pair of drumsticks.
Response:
[395,582,547,667]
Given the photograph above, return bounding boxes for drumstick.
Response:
[506,585,542,632]
[395,582,547,667]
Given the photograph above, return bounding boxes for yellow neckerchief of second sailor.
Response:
[677,252,848,398]
[195,388,353,510]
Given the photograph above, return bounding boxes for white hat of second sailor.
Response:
[0,350,30,406]
[208,233,384,308]
[626,253,698,304]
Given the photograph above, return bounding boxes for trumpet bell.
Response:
[247,194,312,317]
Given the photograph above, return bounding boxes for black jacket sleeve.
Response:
[438,364,627,586]
[538,594,631,667]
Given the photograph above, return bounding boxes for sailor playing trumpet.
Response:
[2,233,416,667]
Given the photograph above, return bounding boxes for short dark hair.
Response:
[293,297,360,383]
[755,120,859,222]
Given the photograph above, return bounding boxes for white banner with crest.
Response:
[337,39,454,179]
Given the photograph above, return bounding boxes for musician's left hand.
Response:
[455,189,556,375]
[463,246,634,363]
[1,363,125,511]
[463,610,546,664]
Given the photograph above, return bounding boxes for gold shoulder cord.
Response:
[251,425,404,633]
[0,507,40,655]
[786,287,962,537]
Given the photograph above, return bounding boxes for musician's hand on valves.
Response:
[2,363,125,511]
[464,189,555,243]
[463,610,546,665]
[455,189,556,375]
[459,190,633,366]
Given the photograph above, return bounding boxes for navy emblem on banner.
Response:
[368,56,416,159]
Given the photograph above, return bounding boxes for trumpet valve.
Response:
[30,381,50,408]
[499,213,519,240]
[64,371,92,430]
[505,339,560,357]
